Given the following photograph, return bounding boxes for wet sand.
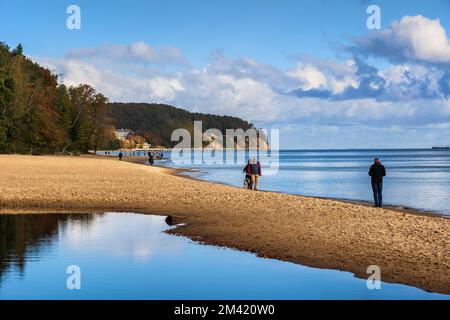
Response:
[0,155,449,295]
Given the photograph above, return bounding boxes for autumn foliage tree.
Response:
[0,42,118,154]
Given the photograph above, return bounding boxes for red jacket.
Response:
[245,162,262,176]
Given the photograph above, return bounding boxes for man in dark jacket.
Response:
[148,152,155,166]
[369,158,387,207]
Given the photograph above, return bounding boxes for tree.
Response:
[0,43,118,154]
[0,119,8,150]
[88,92,111,153]
[108,103,253,147]
[12,44,23,56]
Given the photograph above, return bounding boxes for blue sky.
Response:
[2,0,450,148]
[3,0,450,67]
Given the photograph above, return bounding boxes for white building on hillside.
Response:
[115,128,132,141]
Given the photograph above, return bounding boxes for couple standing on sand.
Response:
[243,157,262,191]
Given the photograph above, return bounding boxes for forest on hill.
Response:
[108,103,253,147]
[0,42,253,153]
[0,42,118,154]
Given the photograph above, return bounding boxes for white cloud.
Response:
[288,64,328,90]
[427,122,450,129]
[353,15,450,64]
[288,60,358,94]
[380,64,444,98]
[41,57,185,102]
[35,33,450,136]
[39,53,450,126]
[66,41,188,66]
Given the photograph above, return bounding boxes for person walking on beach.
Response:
[369,158,386,208]
[119,152,123,161]
[148,152,155,166]
[246,157,262,191]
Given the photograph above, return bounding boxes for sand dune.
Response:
[0,155,449,295]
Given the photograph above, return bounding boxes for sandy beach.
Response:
[0,155,449,295]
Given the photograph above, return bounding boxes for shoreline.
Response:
[0,154,449,296]
[4,154,441,219]
[152,159,449,220]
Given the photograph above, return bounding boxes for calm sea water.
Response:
[0,213,447,299]
[163,149,450,216]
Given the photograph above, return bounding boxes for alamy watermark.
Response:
[366,265,382,290]
[66,5,81,30]
[367,5,381,30]
[66,265,81,290]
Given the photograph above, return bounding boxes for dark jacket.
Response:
[244,162,262,176]
[369,163,386,183]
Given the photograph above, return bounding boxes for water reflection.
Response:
[0,214,97,284]
[0,213,448,300]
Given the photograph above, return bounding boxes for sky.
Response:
[1,0,450,149]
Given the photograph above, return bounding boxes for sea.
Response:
[162,149,450,216]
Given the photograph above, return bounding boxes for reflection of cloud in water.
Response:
[63,213,183,262]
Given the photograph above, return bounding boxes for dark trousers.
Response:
[371,182,383,207]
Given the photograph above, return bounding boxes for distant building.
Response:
[115,128,132,141]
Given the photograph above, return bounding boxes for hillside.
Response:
[0,42,255,152]
[108,103,254,147]
[0,42,116,154]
